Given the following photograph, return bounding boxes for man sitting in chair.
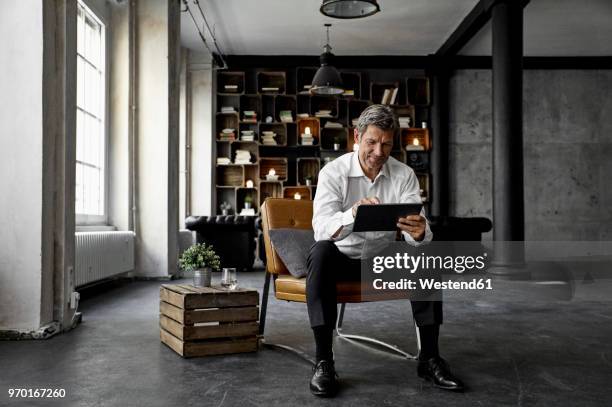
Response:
[307,104,464,397]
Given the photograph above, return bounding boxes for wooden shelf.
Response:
[296,158,320,186]
[407,77,430,106]
[257,71,286,94]
[320,127,349,151]
[218,71,245,95]
[340,72,361,99]
[259,181,283,207]
[236,187,259,213]
[400,128,430,151]
[275,95,296,123]
[297,118,320,146]
[259,157,288,181]
[283,186,312,200]
[371,82,400,105]
[259,123,287,146]
[296,67,317,94]
[216,165,244,187]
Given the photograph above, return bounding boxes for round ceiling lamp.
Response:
[320,0,380,19]
[311,24,344,95]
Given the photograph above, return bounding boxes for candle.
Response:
[269,169,275,176]
[294,192,301,200]
[305,126,311,135]
[405,138,425,151]
[246,179,254,188]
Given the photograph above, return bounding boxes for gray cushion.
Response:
[268,229,315,278]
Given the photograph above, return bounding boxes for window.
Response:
[76,1,106,223]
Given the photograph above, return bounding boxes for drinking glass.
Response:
[221,268,238,290]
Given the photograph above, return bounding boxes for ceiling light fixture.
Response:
[311,24,344,96]
[320,0,380,19]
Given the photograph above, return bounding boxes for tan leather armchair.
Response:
[259,198,417,360]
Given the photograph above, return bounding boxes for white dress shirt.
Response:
[313,151,433,259]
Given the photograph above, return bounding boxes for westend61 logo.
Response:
[371,252,488,274]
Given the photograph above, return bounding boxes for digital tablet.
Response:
[353,203,423,232]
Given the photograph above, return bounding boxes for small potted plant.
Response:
[333,136,341,151]
[220,201,232,216]
[179,243,221,287]
[244,195,253,210]
[304,175,313,186]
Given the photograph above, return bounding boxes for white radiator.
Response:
[75,231,135,287]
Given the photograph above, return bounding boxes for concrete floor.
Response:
[1,271,612,407]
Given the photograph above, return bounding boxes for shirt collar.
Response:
[349,151,391,179]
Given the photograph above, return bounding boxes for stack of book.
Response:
[399,116,412,128]
[240,130,255,141]
[315,110,333,118]
[297,113,310,119]
[243,110,257,123]
[234,150,252,164]
[224,84,238,92]
[324,121,343,128]
[221,106,236,114]
[343,89,355,96]
[261,87,279,92]
[219,128,235,141]
[300,133,314,146]
[279,110,293,123]
[380,87,399,105]
[261,131,277,146]
[216,157,231,165]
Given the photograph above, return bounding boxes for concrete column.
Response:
[134,0,181,277]
[490,0,526,271]
[0,0,76,335]
[431,62,451,217]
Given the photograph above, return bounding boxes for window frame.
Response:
[75,0,110,226]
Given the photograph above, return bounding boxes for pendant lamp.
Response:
[320,0,380,19]
[311,24,344,96]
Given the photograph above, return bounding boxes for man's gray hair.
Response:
[356,104,398,140]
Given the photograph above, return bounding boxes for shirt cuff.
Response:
[341,207,355,226]
[402,224,433,246]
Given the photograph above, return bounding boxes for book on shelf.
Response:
[279,110,293,123]
[261,131,277,145]
[242,110,257,122]
[324,121,343,128]
[381,88,391,104]
[389,87,399,105]
[234,150,252,164]
[216,157,231,165]
[261,87,279,92]
[343,89,355,96]
[315,109,333,118]
[297,113,310,119]
[398,116,411,128]
[224,85,238,92]
[221,106,236,113]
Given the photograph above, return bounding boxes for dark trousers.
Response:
[306,240,443,328]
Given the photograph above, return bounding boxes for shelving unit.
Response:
[213,67,433,215]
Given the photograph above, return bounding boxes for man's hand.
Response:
[397,215,426,241]
[352,196,380,218]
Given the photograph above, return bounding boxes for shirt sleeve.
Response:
[312,166,354,242]
[398,168,433,246]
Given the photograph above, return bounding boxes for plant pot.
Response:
[333,143,340,151]
[193,267,212,287]
[221,209,229,216]
[244,202,252,209]
[305,179,312,186]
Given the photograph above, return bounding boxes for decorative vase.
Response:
[333,143,340,151]
[221,209,229,216]
[245,202,252,209]
[193,267,212,287]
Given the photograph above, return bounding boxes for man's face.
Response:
[355,125,394,173]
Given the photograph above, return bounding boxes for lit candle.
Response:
[269,168,275,176]
[305,126,311,135]
[405,137,425,151]
[246,179,254,188]
[294,192,301,200]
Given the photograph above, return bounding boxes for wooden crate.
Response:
[159,284,260,358]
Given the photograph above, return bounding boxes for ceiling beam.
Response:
[435,0,530,57]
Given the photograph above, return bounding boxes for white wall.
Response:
[189,52,213,216]
[108,1,130,231]
[0,0,44,330]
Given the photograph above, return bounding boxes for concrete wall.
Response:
[134,0,180,277]
[188,52,213,216]
[449,69,612,240]
[0,0,45,331]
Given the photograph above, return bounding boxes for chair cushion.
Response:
[268,229,315,278]
[275,275,413,303]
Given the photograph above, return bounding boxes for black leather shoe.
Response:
[310,360,338,397]
[417,357,464,391]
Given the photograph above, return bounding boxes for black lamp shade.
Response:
[311,52,344,95]
[320,0,380,19]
